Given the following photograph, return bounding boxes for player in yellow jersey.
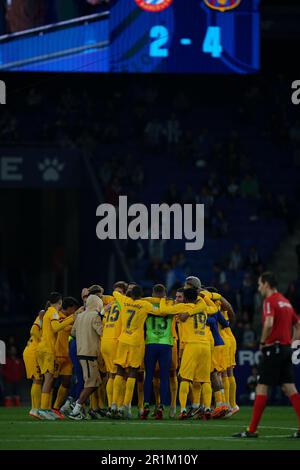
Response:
[111,285,171,418]
[202,287,238,418]
[36,292,75,420]
[52,297,80,416]
[23,305,48,419]
[100,281,128,417]
[159,288,211,419]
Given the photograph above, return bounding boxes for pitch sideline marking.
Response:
[1,421,296,431]
[0,435,292,443]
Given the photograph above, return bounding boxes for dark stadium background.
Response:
[0,0,300,405]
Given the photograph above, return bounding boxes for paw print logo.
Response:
[38,158,65,182]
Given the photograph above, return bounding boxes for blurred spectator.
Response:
[260,191,276,219]
[207,172,221,198]
[164,184,180,205]
[227,176,239,198]
[1,346,24,407]
[144,118,164,149]
[105,177,122,206]
[241,323,257,349]
[220,282,238,312]
[233,320,245,348]
[228,244,243,271]
[240,272,256,321]
[240,173,260,199]
[164,114,181,146]
[245,246,261,273]
[289,120,300,146]
[165,254,186,291]
[26,88,42,108]
[211,263,227,289]
[148,234,166,262]
[240,366,258,405]
[277,194,294,234]
[182,185,196,205]
[286,278,300,313]
[211,210,228,238]
[146,258,165,284]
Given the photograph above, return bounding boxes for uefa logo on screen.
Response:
[204,0,241,12]
[134,0,174,12]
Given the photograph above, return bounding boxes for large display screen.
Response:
[0,0,260,73]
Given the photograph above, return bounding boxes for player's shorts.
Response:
[178,341,185,365]
[212,344,228,372]
[36,350,56,375]
[114,341,144,369]
[23,348,42,380]
[55,357,73,377]
[100,338,118,374]
[179,342,211,383]
[258,344,294,386]
[79,356,102,388]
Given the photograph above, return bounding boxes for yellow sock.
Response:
[214,390,222,407]
[221,390,226,403]
[137,380,144,410]
[124,378,136,407]
[53,385,68,410]
[31,383,42,409]
[179,381,190,410]
[112,375,124,407]
[106,378,114,408]
[228,375,237,408]
[153,377,160,406]
[202,382,212,409]
[169,376,178,408]
[41,392,51,410]
[223,376,229,405]
[192,382,201,407]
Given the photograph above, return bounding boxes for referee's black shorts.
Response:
[258,344,294,386]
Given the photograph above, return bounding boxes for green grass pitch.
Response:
[0,407,299,450]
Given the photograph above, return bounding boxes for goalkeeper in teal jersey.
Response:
[140,284,174,420]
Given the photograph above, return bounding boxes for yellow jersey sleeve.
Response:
[51,312,74,333]
[102,295,115,306]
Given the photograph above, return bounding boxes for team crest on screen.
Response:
[204,0,241,12]
[134,0,173,13]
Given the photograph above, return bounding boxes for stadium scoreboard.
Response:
[111,0,260,74]
[0,0,260,74]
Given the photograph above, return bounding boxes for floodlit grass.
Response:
[0,406,299,450]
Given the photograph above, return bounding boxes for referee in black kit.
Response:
[233,272,300,438]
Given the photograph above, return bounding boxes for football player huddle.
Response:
[23,276,239,421]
